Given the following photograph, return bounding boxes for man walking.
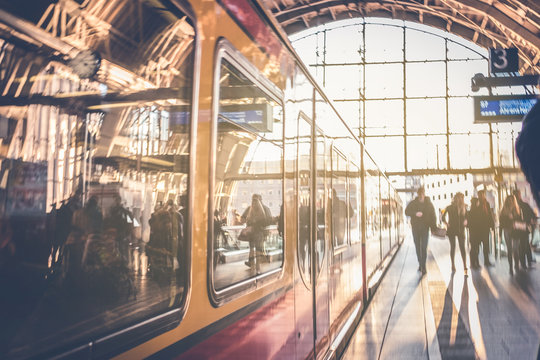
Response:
[405,187,436,274]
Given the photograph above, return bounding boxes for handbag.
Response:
[431,227,447,238]
[238,226,253,242]
[513,220,528,232]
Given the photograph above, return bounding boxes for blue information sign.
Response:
[474,95,538,123]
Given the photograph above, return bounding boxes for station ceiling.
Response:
[260,0,540,74]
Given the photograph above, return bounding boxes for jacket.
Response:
[405,196,436,232]
[443,204,466,237]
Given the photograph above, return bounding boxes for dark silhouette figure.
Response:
[513,189,536,268]
[467,190,494,269]
[500,194,521,275]
[242,194,272,273]
[105,194,133,261]
[442,192,468,273]
[405,187,436,274]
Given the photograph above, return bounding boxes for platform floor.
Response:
[343,236,540,360]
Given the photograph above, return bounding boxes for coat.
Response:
[443,204,466,237]
[405,196,436,232]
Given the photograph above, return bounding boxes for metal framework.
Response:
[291,19,529,177]
[260,0,540,74]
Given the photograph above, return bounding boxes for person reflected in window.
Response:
[442,192,468,273]
[332,189,347,246]
[500,194,521,275]
[105,194,133,262]
[242,194,272,273]
[467,190,494,269]
[405,187,436,275]
[147,200,181,286]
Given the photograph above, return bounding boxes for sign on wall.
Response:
[490,48,519,74]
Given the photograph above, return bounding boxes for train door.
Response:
[314,129,330,358]
[295,111,314,359]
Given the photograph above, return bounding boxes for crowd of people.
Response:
[406,187,537,276]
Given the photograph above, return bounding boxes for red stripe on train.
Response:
[220,0,282,58]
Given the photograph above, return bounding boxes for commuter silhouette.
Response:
[467,190,494,269]
[442,192,468,273]
[500,194,521,275]
[405,187,436,274]
[105,194,133,261]
[513,189,535,268]
[242,194,272,273]
[332,189,348,246]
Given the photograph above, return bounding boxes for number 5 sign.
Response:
[490,48,519,73]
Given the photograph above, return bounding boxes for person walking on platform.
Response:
[467,190,494,269]
[442,192,468,273]
[405,187,436,275]
[513,189,536,268]
[500,194,522,275]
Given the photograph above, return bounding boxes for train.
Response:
[0,0,404,358]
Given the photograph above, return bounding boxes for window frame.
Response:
[208,38,285,307]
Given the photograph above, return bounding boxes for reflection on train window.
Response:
[349,163,360,243]
[331,149,349,248]
[0,4,194,358]
[297,115,312,286]
[315,131,326,275]
[213,58,283,291]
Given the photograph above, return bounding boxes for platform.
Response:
[343,235,540,360]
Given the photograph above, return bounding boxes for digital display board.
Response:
[219,103,273,132]
[474,95,538,123]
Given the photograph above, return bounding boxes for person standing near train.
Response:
[512,189,536,268]
[405,187,436,275]
[468,190,494,268]
[442,192,468,273]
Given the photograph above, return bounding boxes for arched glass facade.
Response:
[291,18,538,174]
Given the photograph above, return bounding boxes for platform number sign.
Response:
[490,48,519,74]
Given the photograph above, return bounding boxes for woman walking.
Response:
[500,194,521,275]
[442,192,468,273]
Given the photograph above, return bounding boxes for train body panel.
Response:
[0,0,404,359]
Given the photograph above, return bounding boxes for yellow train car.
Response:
[0,0,403,358]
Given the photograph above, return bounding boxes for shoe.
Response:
[244,260,252,267]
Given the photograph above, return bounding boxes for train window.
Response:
[297,114,312,286]
[315,130,327,275]
[0,3,195,358]
[349,163,361,244]
[211,52,284,295]
[331,149,349,249]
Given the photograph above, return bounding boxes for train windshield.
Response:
[0,1,194,358]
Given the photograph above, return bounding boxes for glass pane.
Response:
[407,135,448,170]
[493,131,517,167]
[325,65,361,100]
[448,59,489,97]
[365,24,404,62]
[406,62,446,97]
[449,134,490,168]
[214,59,284,290]
[334,101,360,130]
[365,100,404,136]
[405,29,446,61]
[349,164,360,243]
[448,97,489,133]
[447,40,487,60]
[325,26,362,64]
[298,118,311,284]
[364,137,405,173]
[365,63,404,99]
[315,132,326,274]
[406,98,447,135]
[332,150,348,248]
[381,183,390,256]
[364,155,381,275]
[0,6,194,358]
